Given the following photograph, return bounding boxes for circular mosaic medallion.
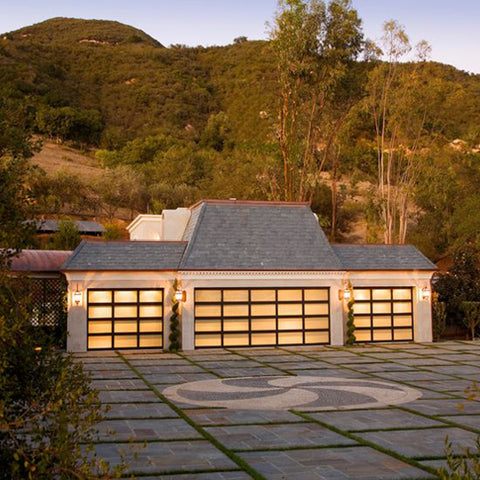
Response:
[163,376,422,411]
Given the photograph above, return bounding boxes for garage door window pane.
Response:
[88,335,112,349]
[354,289,370,301]
[278,290,302,301]
[88,321,112,334]
[394,329,413,340]
[251,318,276,330]
[393,315,412,327]
[224,318,249,331]
[354,317,371,328]
[373,330,392,341]
[251,333,276,345]
[89,306,112,319]
[304,303,328,316]
[196,319,221,332]
[196,334,221,347]
[196,290,221,302]
[372,289,391,300]
[114,305,137,318]
[224,334,249,346]
[305,331,329,344]
[223,304,249,317]
[251,290,276,302]
[251,304,276,316]
[305,317,329,330]
[278,331,302,344]
[278,317,302,330]
[139,290,162,303]
[114,320,137,333]
[353,303,370,314]
[372,302,391,314]
[139,335,162,347]
[372,316,392,328]
[88,290,112,304]
[277,303,302,316]
[304,289,328,301]
[114,290,137,303]
[114,335,137,348]
[392,289,411,300]
[355,330,372,342]
[139,320,162,332]
[223,290,249,302]
[139,305,162,318]
[393,302,412,314]
[195,305,221,317]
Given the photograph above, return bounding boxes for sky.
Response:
[1,0,479,74]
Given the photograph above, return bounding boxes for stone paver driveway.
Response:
[76,341,480,479]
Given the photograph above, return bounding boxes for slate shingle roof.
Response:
[62,241,186,271]
[332,244,437,271]
[62,200,437,272]
[180,201,343,270]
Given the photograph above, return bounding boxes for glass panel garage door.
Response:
[195,287,330,348]
[87,289,163,349]
[353,287,413,342]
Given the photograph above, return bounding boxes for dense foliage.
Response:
[0,89,122,479]
[1,13,480,252]
[0,277,123,479]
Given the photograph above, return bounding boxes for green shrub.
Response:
[461,301,480,340]
[103,223,123,240]
[345,284,356,345]
[52,220,81,250]
[432,292,447,341]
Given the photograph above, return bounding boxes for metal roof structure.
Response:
[35,220,105,235]
[10,249,72,272]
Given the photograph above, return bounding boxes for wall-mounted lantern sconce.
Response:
[421,286,431,301]
[339,286,352,301]
[175,289,187,303]
[73,285,82,306]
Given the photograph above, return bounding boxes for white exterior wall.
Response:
[65,271,176,352]
[64,269,434,352]
[348,271,434,343]
[128,216,164,241]
[163,208,191,240]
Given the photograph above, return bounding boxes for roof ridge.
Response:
[332,243,417,247]
[179,202,207,268]
[189,199,310,208]
[61,240,86,269]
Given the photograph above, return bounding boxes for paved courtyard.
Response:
[76,341,480,479]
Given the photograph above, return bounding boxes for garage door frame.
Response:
[87,287,164,350]
[194,286,330,348]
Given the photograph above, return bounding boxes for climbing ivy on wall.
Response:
[169,279,181,352]
[345,283,356,345]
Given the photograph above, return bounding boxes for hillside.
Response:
[2,17,480,258]
[31,139,103,180]
[2,18,479,147]
[12,17,163,47]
